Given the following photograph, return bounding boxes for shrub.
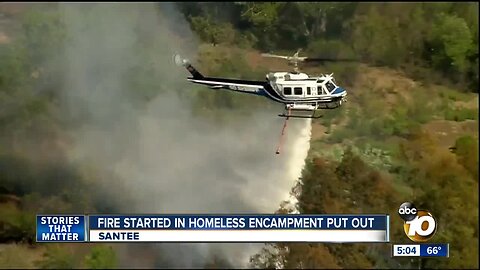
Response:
[444,107,478,121]
[84,245,117,269]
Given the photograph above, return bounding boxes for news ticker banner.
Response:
[37,214,390,243]
[392,243,449,257]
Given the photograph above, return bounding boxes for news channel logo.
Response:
[398,202,437,242]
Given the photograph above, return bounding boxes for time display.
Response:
[393,244,421,257]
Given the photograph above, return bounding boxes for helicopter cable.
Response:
[275,107,291,155]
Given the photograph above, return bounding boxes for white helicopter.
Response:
[174,49,352,118]
[174,49,353,154]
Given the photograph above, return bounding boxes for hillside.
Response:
[240,50,478,269]
[204,44,478,150]
[4,43,476,268]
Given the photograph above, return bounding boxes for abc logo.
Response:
[398,202,437,242]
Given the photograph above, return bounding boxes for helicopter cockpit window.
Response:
[283,87,292,95]
[326,81,336,92]
[294,87,303,95]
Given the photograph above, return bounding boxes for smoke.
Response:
[57,3,312,268]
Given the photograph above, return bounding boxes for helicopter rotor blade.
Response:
[261,50,358,73]
[261,53,291,60]
[262,52,356,64]
[261,53,309,63]
[303,57,358,63]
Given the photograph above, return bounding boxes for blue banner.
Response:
[419,243,449,257]
[88,214,388,230]
[36,215,86,242]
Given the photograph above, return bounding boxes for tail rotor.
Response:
[173,53,189,67]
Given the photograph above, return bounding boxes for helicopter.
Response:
[174,49,354,154]
[174,49,353,118]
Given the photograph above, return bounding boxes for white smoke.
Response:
[57,3,312,268]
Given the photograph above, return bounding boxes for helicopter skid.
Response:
[278,113,322,119]
[278,108,323,119]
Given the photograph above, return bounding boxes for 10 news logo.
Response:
[398,202,437,242]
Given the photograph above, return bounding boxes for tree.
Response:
[189,16,236,45]
[430,13,473,80]
[350,6,406,66]
[273,3,310,50]
[238,2,281,30]
[236,2,283,50]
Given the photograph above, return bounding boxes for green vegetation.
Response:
[175,3,480,269]
[32,244,117,269]
[444,107,478,121]
[274,51,478,268]
[179,2,478,91]
[36,244,77,269]
[0,201,35,244]
[251,149,406,269]
[0,244,43,268]
[84,245,117,269]
[452,135,479,180]
[251,129,479,269]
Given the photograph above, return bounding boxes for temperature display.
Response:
[392,243,449,257]
[420,243,449,257]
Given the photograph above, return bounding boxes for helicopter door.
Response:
[317,86,325,96]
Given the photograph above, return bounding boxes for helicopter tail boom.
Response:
[175,53,267,96]
[185,63,204,80]
[174,54,204,79]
